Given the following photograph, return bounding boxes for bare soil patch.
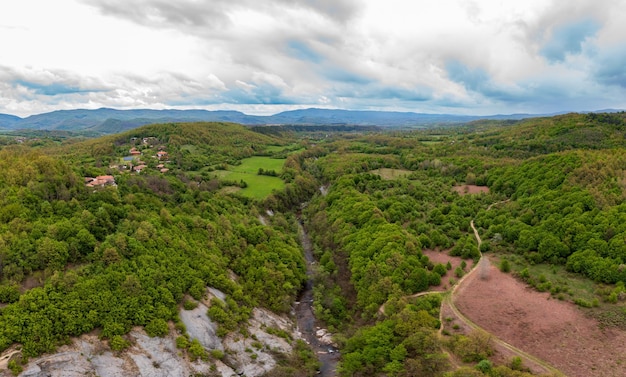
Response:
[422,249,469,291]
[453,185,489,195]
[454,260,626,377]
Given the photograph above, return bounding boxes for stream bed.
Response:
[294,222,339,377]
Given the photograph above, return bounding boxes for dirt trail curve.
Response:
[447,220,562,375]
[443,209,563,376]
[379,199,564,376]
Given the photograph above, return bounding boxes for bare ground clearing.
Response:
[440,300,551,375]
[454,260,626,377]
[453,185,490,195]
[422,249,470,291]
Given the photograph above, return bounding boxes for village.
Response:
[85,136,170,188]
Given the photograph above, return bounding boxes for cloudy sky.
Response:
[1,0,625,117]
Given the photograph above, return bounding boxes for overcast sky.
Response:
[1,0,625,117]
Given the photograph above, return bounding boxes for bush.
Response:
[499,259,511,273]
[510,356,523,370]
[188,338,207,361]
[475,359,492,373]
[7,359,22,376]
[455,267,464,278]
[145,318,169,337]
[453,331,493,363]
[574,298,593,308]
[518,267,530,280]
[433,263,448,276]
[176,335,190,349]
[110,335,130,351]
[429,272,442,286]
[0,284,20,304]
[183,299,198,310]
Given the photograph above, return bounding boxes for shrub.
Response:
[499,259,511,273]
[455,267,464,278]
[0,284,20,304]
[183,299,198,310]
[188,339,207,361]
[475,359,493,373]
[433,263,447,276]
[453,331,493,362]
[574,298,593,308]
[429,272,442,286]
[518,267,530,280]
[145,318,169,337]
[510,356,523,370]
[8,359,22,376]
[176,335,190,349]
[110,335,130,351]
[265,326,292,340]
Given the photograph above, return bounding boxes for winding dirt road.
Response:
[447,220,561,375]
[379,199,564,376]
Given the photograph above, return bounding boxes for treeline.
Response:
[250,124,381,136]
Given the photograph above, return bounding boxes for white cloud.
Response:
[1,0,625,117]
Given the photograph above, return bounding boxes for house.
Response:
[156,151,168,160]
[160,168,169,173]
[85,175,116,188]
[134,164,148,173]
[129,148,141,156]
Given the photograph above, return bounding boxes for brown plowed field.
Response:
[454,260,626,377]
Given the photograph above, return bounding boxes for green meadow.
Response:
[216,156,286,199]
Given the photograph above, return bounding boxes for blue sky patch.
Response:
[540,18,600,62]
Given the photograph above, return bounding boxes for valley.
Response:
[0,112,626,377]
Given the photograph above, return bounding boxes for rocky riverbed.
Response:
[293,222,339,377]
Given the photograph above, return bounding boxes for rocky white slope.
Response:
[0,289,298,377]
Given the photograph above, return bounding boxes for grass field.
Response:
[370,168,413,180]
[215,156,286,199]
[264,144,303,154]
[500,253,599,304]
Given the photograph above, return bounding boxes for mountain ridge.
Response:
[0,107,622,134]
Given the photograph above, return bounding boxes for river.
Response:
[294,221,339,376]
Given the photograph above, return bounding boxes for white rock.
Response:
[179,302,223,350]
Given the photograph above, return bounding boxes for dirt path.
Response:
[377,199,564,375]
[447,220,562,375]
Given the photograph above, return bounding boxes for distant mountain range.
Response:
[0,107,620,135]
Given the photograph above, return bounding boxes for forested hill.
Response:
[0,121,315,361]
[467,112,626,156]
[0,107,557,135]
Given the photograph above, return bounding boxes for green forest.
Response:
[1,113,626,376]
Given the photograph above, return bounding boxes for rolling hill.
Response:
[0,107,557,135]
